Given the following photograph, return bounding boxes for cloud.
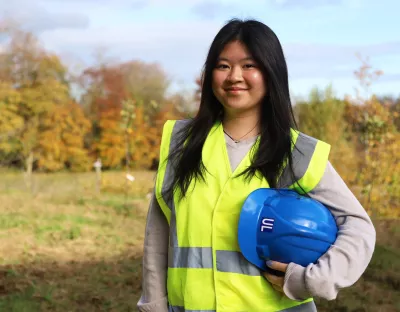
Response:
[41,0,202,8]
[280,42,400,80]
[21,13,89,33]
[0,0,90,33]
[39,20,222,83]
[129,0,148,9]
[271,0,344,9]
[377,73,400,83]
[191,1,238,20]
[148,0,208,5]
[287,60,353,80]
[284,42,400,63]
[41,0,148,9]
[38,13,400,86]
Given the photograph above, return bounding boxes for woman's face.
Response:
[212,40,267,116]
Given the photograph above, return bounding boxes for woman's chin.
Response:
[222,101,256,113]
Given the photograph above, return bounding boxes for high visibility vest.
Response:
[155,120,331,312]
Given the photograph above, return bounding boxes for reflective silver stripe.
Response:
[169,301,315,312]
[161,120,190,211]
[279,301,317,312]
[169,306,216,312]
[169,205,178,247]
[169,247,213,268]
[161,120,190,248]
[278,132,317,188]
[216,250,260,276]
[168,248,260,274]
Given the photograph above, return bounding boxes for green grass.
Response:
[0,256,143,311]
[0,214,30,230]
[0,170,399,311]
[0,170,152,311]
[0,285,42,312]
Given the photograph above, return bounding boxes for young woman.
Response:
[137,19,376,312]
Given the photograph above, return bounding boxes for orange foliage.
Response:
[129,105,159,169]
[37,102,91,172]
[1,26,396,220]
[94,109,125,168]
[81,62,183,170]
[344,98,399,218]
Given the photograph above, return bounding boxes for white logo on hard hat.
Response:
[260,218,275,232]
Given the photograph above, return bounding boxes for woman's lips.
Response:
[225,87,248,94]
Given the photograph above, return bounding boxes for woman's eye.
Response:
[244,64,256,69]
[216,64,229,69]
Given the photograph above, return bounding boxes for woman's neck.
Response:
[222,112,260,142]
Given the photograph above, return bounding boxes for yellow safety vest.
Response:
[155,120,330,312]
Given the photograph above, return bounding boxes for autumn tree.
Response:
[120,60,170,115]
[80,60,183,170]
[377,95,400,131]
[0,25,91,176]
[192,75,202,114]
[81,60,170,122]
[0,29,67,175]
[80,65,128,168]
[0,82,24,165]
[344,56,399,218]
[37,102,92,172]
[294,85,357,178]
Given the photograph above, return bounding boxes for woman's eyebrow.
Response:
[217,56,254,62]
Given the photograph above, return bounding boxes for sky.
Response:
[1,0,399,100]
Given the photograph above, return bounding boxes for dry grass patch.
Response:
[0,170,152,311]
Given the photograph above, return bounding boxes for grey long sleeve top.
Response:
[137,134,376,312]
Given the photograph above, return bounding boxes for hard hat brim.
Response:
[238,188,278,271]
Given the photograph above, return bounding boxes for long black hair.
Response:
[164,18,298,202]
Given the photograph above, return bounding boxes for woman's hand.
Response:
[262,261,288,293]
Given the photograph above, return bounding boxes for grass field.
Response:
[0,170,399,312]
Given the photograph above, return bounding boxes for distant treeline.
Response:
[0,25,399,217]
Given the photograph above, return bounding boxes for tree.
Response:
[80,60,170,123]
[0,25,87,178]
[345,56,399,218]
[80,60,182,170]
[294,85,356,178]
[37,102,91,172]
[81,65,128,168]
[0,82,24,165]
[120,60,170,115]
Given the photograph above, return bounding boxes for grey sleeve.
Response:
[137,192,169,312]
[283,161,376,301]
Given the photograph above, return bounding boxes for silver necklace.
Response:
[223,123,259,143]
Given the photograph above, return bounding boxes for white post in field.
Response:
[93,158,102,194]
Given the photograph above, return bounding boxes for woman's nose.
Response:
[227,66,243,83]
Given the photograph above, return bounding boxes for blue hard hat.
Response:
[238,188,337,271]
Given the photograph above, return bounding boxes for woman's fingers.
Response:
[263,261,289,293]
[272,284,283,293]
[263,272,284,288]
[266,260,288,273]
